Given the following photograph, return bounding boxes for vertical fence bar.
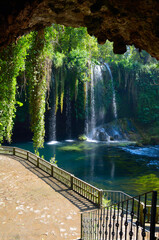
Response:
[105,206,109,240]
[140,203,144,226]
[37,157,39,168]
[98,189,103,208]
[27,151,29,160]
[97,209,100,239]
[109,205,112,239]
[99,208,102,239]
[81,213,83,240]
[112,205,116,240]
[156,206,159,223]
[70,174,74,190]
[95,209,97,240]
[13,147,15,155]
[102,208,105,240]
[116,203,120,240]
[142,193,147,239]
[136,196,140,240]
[125,200,128,240]
[120,202,124,240]
[51,164,54,177]
[150,191,157,240]
[130,198,134,240]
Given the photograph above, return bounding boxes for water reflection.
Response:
[111,161,115,179]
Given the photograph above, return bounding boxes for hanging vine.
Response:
[26,28,55,150]
[0,35,30,143]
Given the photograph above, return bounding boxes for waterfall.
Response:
[85,62,119,141]
[86,64,104,139]
[49,72,57,142]
[104,63,118,119]
[94,65,105,124]
[85,81,89,136]
[90,65,96,138]
[66,88,72,139]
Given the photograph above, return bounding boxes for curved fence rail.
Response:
[103,190,133,204]
[0,146,102,207]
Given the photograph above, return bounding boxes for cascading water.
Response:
[86,64,105,139]
[104,63,118,119]
[66,88,72,139]
[85,63,120,141]
[90,65,96,138]
[85,81,89,136]
[48,72,57,143]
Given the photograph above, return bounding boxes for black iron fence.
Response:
[81,191,157,240]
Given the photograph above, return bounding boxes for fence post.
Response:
[27,151,29,160]
[37,157,39,168]
[51,164,54,177]
[70,174,74,190]
[139,203,144,226]
[150,191,157,240]
[81,213,83,240]
[13,147,15,155]
[98,189,103,208]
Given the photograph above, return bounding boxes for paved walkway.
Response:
[0,155,96,240]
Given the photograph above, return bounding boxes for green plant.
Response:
[78,134,87,141]
[50,155,57,166]
[102,197,111,207]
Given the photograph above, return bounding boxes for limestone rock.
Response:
[0,0,159,59]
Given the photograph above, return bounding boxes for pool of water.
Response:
[9,141,159,196]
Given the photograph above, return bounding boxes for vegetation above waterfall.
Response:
[0,24,159,149]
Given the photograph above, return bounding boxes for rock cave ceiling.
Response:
[0,0,159,59]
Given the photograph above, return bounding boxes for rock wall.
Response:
[0,0,159,59]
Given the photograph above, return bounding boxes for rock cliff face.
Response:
[0,0,159,59]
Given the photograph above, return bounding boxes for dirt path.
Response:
[0,154,83,240]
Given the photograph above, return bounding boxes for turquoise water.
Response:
[10,141,159,196]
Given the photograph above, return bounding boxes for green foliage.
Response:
[53,52,65,68]
[0,23,159,146]
[0,34,31,142]
[26,29,54,150]
[50,155,57,166]
[102,197,111,207]
[78,134,87,141]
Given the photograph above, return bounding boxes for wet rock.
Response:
[95,128,110,141]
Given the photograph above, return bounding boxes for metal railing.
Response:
[103,190,159,224]
[103,190,133,205]
[81,191,157,240]
[0,146,102,207]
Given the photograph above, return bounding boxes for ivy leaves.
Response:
[0,35,30,143]
[26,30,54,150]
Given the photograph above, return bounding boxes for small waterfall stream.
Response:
[104,63,118,119]
[66,88,72,139]
[49,72,57,143]
[85,81,89,136]
[90,65,96,138]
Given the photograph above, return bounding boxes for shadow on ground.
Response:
[11,155,97,212]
